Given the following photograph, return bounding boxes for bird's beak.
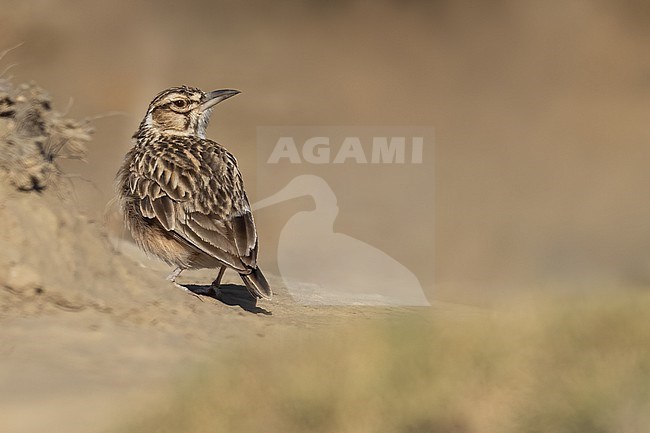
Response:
[199,89,241,112]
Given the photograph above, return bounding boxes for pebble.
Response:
[6,264,42,295]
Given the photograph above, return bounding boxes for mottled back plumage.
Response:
[117,85,271,299]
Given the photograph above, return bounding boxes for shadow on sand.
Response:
[182,283,272,315]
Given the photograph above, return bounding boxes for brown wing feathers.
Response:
[131,136,258,272]
[232,212,258,266]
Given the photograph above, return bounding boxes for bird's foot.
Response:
[172,282,204,302]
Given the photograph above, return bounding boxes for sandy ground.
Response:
[0,281,353,433]
[0,250,412,432]
[1,255,464,432]
[0,179,470,433]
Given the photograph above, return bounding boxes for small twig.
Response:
[0,63,17,78]
[61,172,105,196]
[60,97,74,117]
[84,111,129,122]
[0,42,24,62]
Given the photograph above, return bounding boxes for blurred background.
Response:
[2,0,650,304]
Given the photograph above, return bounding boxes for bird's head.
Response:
[139,85,240,138]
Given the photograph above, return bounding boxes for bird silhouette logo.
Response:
[253,175,430,306]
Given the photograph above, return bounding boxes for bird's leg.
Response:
[166,267,184,282]
[211,266,226,289]
[166,267,204,301]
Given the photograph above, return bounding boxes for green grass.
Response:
[117,293,650,433]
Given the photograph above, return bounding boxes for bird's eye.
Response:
[171,99,188,109]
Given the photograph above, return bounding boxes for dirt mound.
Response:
[0,79,133,315]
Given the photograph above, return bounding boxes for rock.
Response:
[5,264,42,295]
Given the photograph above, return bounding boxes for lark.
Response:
[116,85,272,300]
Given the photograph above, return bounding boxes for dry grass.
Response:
[115,292,650,433]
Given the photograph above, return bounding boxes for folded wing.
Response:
[131,137,258,272]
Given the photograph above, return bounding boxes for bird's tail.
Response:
[240,267,272,300]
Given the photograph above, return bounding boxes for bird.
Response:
[116,85,272,300]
